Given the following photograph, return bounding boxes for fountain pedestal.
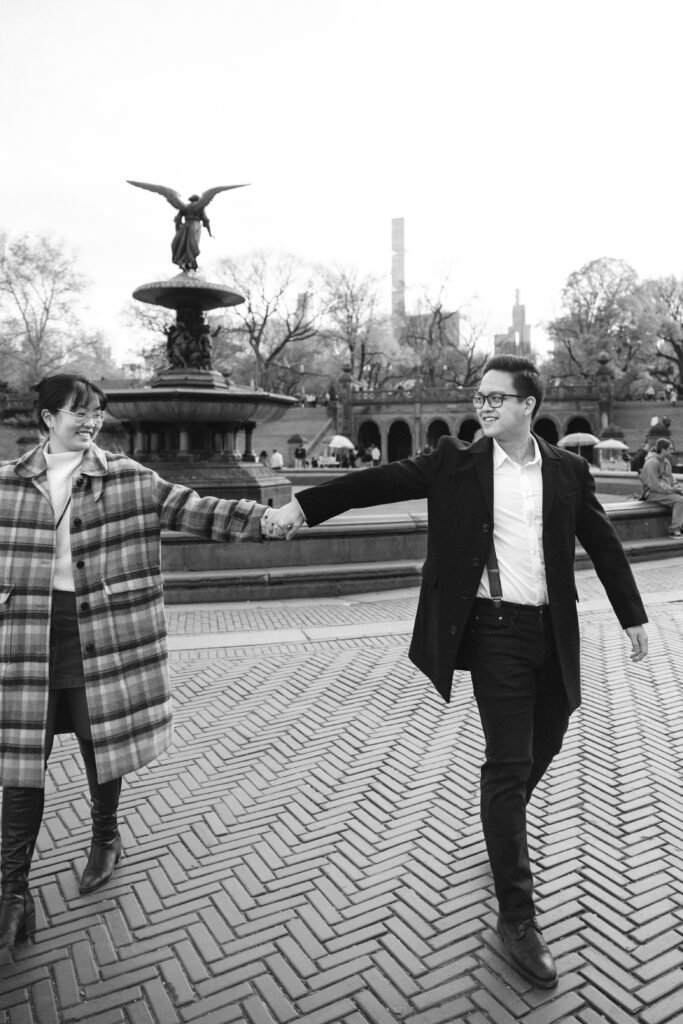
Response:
[105,273,295,505]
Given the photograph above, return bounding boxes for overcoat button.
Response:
[449,625,458,636]
[472,557,480,566]
[461,590,470,600]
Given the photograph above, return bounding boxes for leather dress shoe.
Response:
[497,917,558,989]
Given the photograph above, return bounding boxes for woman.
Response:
[0,373,278,960]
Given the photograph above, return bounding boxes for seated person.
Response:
[639,438,683,536]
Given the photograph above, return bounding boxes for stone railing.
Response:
[349,382,599,405]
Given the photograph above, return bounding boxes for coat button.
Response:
[80,601,90,611]
[472,557,480,566]
[85,642,95,653]
[461,591,470,600]
[482,524,490,533]
[449,625,458,636]
[76,560,85,569]
[73,517,82,527]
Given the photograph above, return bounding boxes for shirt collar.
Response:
[492,435,541,469]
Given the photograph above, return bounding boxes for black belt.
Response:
[473,597,548,615]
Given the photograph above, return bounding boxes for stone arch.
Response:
[388,420,412,462]
[565,415,594,435]
[457,417,481,442]
[426,418,451,448]
[533,417,559,444]
[357,420,380,451]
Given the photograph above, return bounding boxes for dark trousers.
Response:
[469,599,570,922]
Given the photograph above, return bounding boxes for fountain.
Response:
[105,180,295,504]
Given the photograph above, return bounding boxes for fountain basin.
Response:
[106,386,295,425]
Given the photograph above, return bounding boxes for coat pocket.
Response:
[102,568,166,656]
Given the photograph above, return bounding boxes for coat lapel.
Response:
[469,436,494,518]
[535,433,561,523]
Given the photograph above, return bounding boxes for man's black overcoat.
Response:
[296,434,647,707]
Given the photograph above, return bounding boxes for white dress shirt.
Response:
[476,436,548,606]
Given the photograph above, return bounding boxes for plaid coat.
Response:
[0,442,266,787]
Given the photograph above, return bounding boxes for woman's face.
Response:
[42,393,105,454]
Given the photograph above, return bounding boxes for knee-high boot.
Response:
[77,739,122,895]
[0,787,43,960]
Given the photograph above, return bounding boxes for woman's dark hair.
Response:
[655,437,673,454]
[33,374,108,435]
[480,354,545,416]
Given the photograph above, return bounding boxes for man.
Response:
[271,355,648,989]
[269,449,284,471]
[639,437,683,536]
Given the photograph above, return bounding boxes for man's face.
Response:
[659,445,673,460]
[475,369,533,443]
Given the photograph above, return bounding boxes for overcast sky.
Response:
[3,0,682,363]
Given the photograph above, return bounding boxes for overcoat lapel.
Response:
[469,437,494,517]
[535,434,561,523]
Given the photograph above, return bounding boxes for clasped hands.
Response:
[261,499,306,540]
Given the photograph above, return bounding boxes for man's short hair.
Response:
[655,437,673,454]
[480,354,545,416]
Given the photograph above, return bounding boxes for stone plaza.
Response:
[0,555,681,1023]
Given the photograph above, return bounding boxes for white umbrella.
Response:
[323,434,355,449]
[558,432,600,447]
[594,438,629,450]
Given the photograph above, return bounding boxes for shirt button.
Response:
[76,561,85,569]
[482,524,490,532]
[73,517,82,527]
[80,602,90,611]
[84,643,95,653]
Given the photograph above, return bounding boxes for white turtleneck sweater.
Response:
[44,448,85,591]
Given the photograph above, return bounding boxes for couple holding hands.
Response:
[0,357,647,991]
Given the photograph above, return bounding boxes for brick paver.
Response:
[0,557,682,1022]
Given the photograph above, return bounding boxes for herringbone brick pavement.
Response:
[0,559,682,1022]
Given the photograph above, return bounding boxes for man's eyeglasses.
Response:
[471,392,522,409]
[57,408,106,424]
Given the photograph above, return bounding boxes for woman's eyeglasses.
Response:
[57,408,106,424]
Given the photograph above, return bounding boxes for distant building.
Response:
[494,290,532,355]
[391,217,406,322]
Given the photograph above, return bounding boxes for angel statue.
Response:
[127,180,248,272]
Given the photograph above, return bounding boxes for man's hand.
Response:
[268,498,306,540]
[625,625,648,662]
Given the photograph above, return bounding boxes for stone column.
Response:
[242,423,256,462]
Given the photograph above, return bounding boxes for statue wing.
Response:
[127,180,185,211]
[197,184,249,208]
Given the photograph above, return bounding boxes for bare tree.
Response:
[545,257,640,381]
[640,276,683,394]
[319,266,389,383]
[397,286,486,387]
[216,252,322,391]
[0,232,98,386]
